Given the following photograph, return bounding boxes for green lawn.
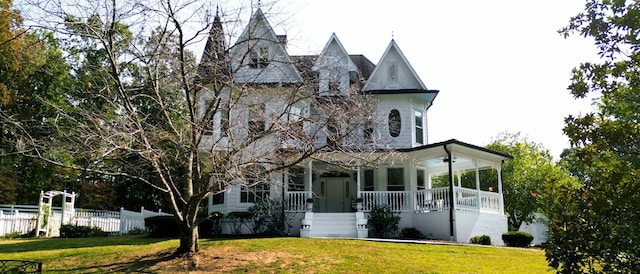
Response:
[0,237,551,273]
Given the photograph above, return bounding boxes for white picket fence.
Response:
[0,204,171,237]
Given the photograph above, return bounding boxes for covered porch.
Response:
[284,139,509,215]
[284,139,511,241]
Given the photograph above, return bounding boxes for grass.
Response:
[0,236,552,273]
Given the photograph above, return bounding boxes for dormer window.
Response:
[328,81,340,92]
[250,47,269,69]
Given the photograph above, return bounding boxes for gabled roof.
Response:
[362,39,428,92]
[312,33,357,72]
[230,8,303,84]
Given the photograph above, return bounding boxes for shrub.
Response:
[368,205,400,238]
[127,227,147,235]
[470,235,492,245]
[2,232,22,239]
[225,211,253,234]
[502,231,533,247]
[199,211,224,237]
[247,199,295,235]
[144,216,179,237]
[60,224,107,237]
[400,227,425,239]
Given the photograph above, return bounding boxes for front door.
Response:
[315,177,353,212]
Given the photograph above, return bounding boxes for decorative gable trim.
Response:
[362,39,428,92]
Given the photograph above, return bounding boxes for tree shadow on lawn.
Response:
[44,250,180,273]
[0,236,170,253]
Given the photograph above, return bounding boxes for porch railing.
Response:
[415,187,450,212]
[479,190,501,213]
[286,191,307,212]
[360,191,412,212]
[283,187,502,214]
[455,187,479,211]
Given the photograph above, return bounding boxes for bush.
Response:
[502,231,533,247]
[368,205,400,238]
[60,224,107,238]
[199,211,224,237]
[400,227,425,239]
[144,216,179,237]
[470,235,492,245]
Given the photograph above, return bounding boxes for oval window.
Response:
[388,109,401,137]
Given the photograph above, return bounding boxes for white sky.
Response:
[216,0,600,159]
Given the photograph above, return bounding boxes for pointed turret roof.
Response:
[197,8,229,83]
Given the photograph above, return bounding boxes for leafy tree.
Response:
[486,132,567,230]
[0,0,79,204]
[542,0,640,272]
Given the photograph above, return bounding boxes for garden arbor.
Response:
[35,190,76,237]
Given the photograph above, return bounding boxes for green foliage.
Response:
[59,224,107,238]
[544,0,640,272]
[400,227,425,239]
[367,205,400,238]
[486,132,569,229]
[247,199,290,235]
[144,216,179,238]
[470,235,492,245]
[501,231,533,248]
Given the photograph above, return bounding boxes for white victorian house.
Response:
[198,8,511,245]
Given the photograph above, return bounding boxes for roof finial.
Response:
[392,30,395,40]
[257,0,261,7]
[216,3,219,17]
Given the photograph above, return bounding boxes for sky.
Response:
[215,0,600,159]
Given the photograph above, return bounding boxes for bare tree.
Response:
[6,0,389,254]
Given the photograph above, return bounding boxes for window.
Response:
[220,108,229,137]
[417,169,425,190]
[328,81,340,92]
[364,169,374,191]
[212,193,224,205]
[414,110,424,144]
[387,168,404,191]
[288,105,303,132]
[326,122,338,148]
[388,109,401,137]
[241,166,269,203]
[364,124,373,143]
[288,167,305,191]
[249,47,269,69]
[249,103,265,137]
[241,183,270,203]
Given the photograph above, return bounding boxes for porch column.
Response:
[497,166,504,215]
[356,165,362,198]
[308,160,313,199]
[475,160,481,211]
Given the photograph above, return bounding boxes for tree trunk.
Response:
[176,222,199,255]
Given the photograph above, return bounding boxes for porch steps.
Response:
[310,213,357,238]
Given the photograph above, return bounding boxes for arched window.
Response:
[388,109,401,137]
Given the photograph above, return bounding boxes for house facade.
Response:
[198,8,511,245]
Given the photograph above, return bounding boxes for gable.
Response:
[362,40,427,91]
[230,8,302,84]
[312,33,357,72]
[312,33,358,95]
